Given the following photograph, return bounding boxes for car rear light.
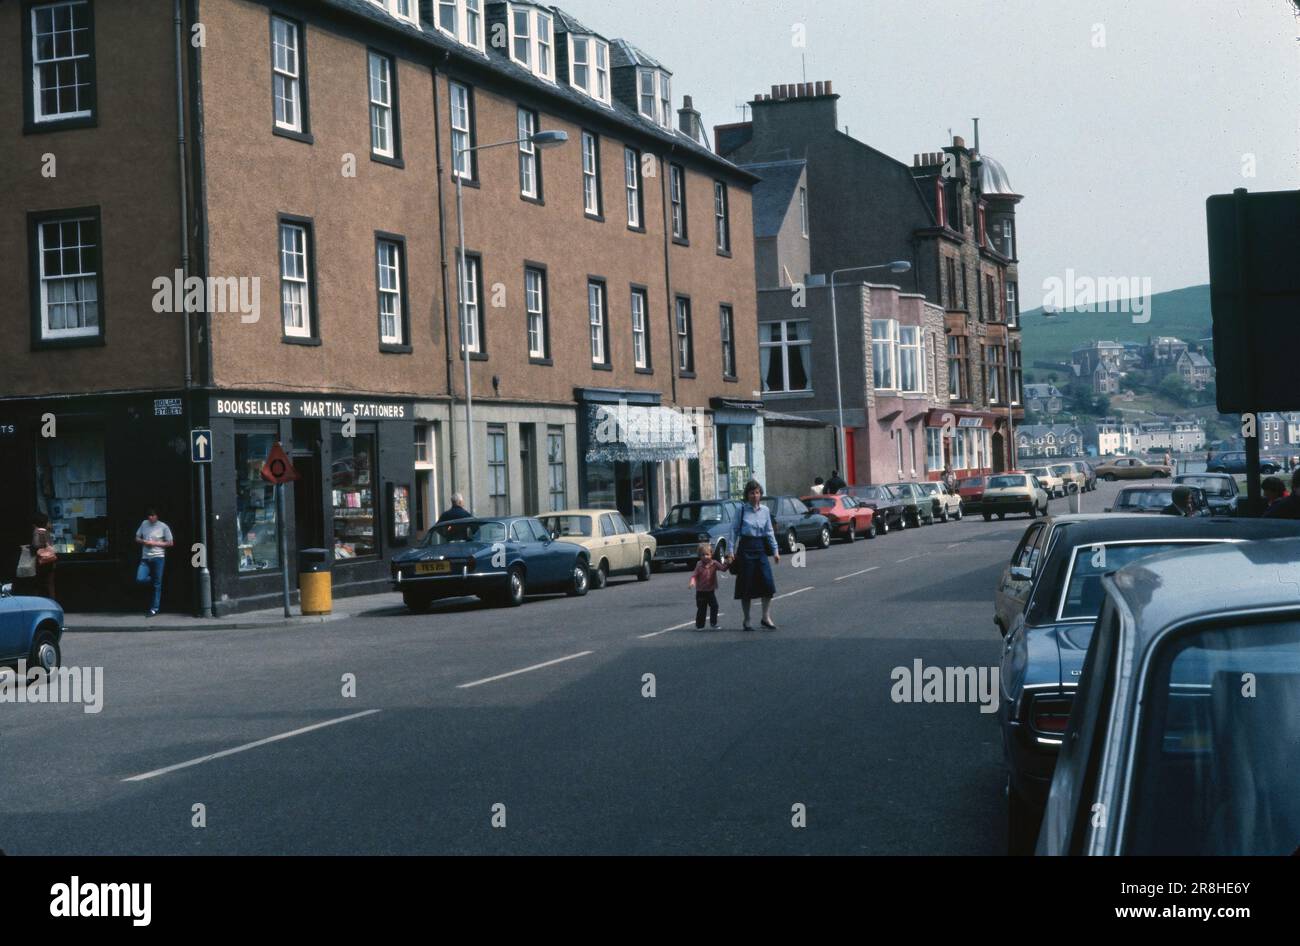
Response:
[1029,694,1074,735]
[466,555,476,572]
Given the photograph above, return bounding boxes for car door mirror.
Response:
[550,531,559,541]
[1010,566,1033,581]
[0,582,11,597]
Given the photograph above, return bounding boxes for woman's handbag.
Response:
[135,561,151,585]
[16,545,36,578]
[36,545,57,566]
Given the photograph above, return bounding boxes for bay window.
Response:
[899,325,925,393]
[872,319,897,390]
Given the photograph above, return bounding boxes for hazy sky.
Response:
[557,0,1300,307]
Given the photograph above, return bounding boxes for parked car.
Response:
[1071,460,1097,492]
[885,482,936,527]
[1093,456,1172,481]
[649,500,743,569]
[1105,484,1211,516]
[391,516,591,611]
[957,476,988,513]
[979,473,1049,521]
[994,514,1300,853]
[1173,472,1240,516]
[802,493,877,541]
[1206,450,1281,475]
[763,495,832,552]
[538,509,656,589]
[0,582,64,674]
[1024,466,1064,498]
[844,484,907,534]
[916,481,963,522]
[1050,463,1085,494]
[1039,537,1300,855]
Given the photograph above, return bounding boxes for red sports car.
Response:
[801,493,877,541]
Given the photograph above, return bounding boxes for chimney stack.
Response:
[678,94,703,143]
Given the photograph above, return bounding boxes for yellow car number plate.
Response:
[416,561,451,575]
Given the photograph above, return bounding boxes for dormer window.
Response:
[636,69,672,128]
[508,5,555,82]
[369,0,419,26]
[568,34,610,104]
[436,0,484,52]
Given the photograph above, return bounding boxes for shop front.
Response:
[576,388,702,532]
[207,394,416,615]
[711,397,764,499]
[923,408,997,480]
[0,392,195,613]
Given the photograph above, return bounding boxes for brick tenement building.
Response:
[0,0,759,614]
[718,81,1025,478]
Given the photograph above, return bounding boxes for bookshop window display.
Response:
[332,431,377,559]
[35,429,109,554]
[236,432,280,572]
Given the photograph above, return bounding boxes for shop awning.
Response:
[585,403,699,463]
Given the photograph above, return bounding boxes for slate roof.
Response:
[317,1,753,182]
[740,159,806,238]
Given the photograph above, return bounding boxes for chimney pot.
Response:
[824,80,833,95]
[815,80,825,95]
[770,84,780,98]
[683,94,693,109]
[953,135,965,148]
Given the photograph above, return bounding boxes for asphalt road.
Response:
[0,484,1127,855]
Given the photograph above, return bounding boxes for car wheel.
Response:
[844,522,856,543]
[715,540,728,561]
[566,560,590,597]
[637,551,652,581]
[817,525,831,548]
[878,517,889,535]
[954,506,963,521]
[897,513,907,530]
[503,567,526,607]
[785,528,797,552]
[939,507,949,523]
[402,591,434,614]
[591,561,609,590]
[866,520,877,539]
[983,512,992,522]
[997,512,1006,520]
[1028,503,1038,519]
[29,627,60,675]
[1007,782,1041,856]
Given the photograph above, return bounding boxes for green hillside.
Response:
[1020,283,1213,369]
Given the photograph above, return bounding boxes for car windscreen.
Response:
[1114,489,1173,510]
[1051,466,1073,476]
[424,520,508,545]
[1059,542,1212,620]
[663,504,724,526]
[804,498,836,510]
[539,515,592,538]
[852,487,888,501]
[1125,618,1300,855]
[988,475,1027,489]
[959,477,985,488]
[1176,476,1233,496]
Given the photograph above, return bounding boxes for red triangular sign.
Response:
[261,441,301,484]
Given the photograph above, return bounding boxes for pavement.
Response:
[66,606,352,633]
[0,483,1126,855]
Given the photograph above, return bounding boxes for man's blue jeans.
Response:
[137,557,165,611]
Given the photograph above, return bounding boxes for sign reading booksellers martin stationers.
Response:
[213,398,409,420]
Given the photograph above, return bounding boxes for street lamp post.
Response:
[827,261,912,483]
[453,129,568,512]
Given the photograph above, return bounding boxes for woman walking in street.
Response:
[729,479,780,631]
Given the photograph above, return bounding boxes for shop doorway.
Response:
[992,431,1007,473]
[615,460,655,532]
[292,450,323,569]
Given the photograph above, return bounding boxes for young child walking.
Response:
[688,541,727,630]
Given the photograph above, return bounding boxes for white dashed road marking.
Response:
[457,651,594,689]
[835,566,880,581]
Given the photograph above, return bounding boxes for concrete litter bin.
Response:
[299,548,332,615]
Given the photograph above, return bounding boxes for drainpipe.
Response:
[176,0,211,616]
[659,145,678,406]
[431,50,457,498]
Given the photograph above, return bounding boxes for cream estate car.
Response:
[980,472,1050,520]
[1025,466,1064,498]
[1050,462,1086,494]
[538,509,656,589]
